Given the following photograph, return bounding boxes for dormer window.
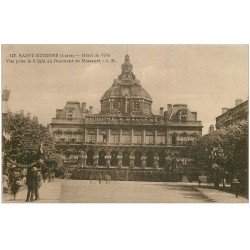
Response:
[113,101,119,109]
[179,110,187,122]
[67,109,74,119]
[181,115,187,121]
[133,101,140,110]
[103,101,109,110]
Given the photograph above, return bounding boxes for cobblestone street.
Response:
[3,179,248,203]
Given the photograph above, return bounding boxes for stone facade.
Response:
[50,55,202,172]
[216,99,248,130]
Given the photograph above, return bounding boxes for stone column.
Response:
[131,128,134,144]
[153,152,159,169]
[105,148,111,168]
[119,129,122,145]
[93,149,99,168]
[96,128,100,143]
[141,151,147,169]
[142,129,145,145]
[80,149,87,167]
[107,129,111,143]
[165,150,171,170]
[117,150,123,168]
[154,130,157,145]
[84,128,87,142]
[129,150,135,168]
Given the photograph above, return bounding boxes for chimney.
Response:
[235,99,242,107]
[33,116,38,123]
[167,104,172,111]
[209,125,215,133]
[56,109,62,118]
[27,112,31,119]
[89,106,93,115]
[2,89,10,102]
[159,107,164,115]
[82,102,87,113]
[222,108,229,114]
[192,112,197,121]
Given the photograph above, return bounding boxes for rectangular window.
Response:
[113,101,119,109]
[87,134,96,143]
[110,134,119,144]
[121,134,131,144]
[66,134,72,142]
[133,130,142,144]
[145,135,154,144]
[157,135,165,144]
[133,101,140,110]
[134,135,142,144]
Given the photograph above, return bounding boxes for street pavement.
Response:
[2,179,248,203]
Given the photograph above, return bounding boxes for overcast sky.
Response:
[2,44,248,134]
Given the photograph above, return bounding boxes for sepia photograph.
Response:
[1,44,248,203]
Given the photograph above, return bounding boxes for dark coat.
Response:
[34,171,42,188]
[26,167,37,189]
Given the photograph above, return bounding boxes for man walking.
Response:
[33,167,42,201]
[25,165,35,202]
[232,177,240,198]
[99,173,102,184]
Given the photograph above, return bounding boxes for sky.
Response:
[2,44,248,134]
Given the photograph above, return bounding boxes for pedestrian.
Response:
[25,165,36,202]
[99,173,102,184]
[3,172,9,193]
[89,173,92,184]
[33,167,42,201]
[10,171,21,201]
[47,171,51,183]
[232,177,240,198]
[223,178,226,189]
[198,177,201,187]
[51,171,55,182]
[42,171,47,183]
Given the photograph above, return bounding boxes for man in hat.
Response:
[25,165,36,202]
[33,167,43,201]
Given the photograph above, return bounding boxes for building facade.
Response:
[216,99,248,130]
[50,55,202,175]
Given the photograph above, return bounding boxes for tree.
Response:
[187,120,248,195]
[3,111,57,166]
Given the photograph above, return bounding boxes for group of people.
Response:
[2,162,58,201]
[197,175,242,198]
[42,170,55,183]
[25,165,43,202]
[89,173,111,184]
[3,171,22,200]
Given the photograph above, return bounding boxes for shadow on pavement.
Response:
[150,183,216,202]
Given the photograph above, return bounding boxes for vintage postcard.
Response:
[1,44,248,203]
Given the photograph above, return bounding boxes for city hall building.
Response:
[50,55,203,180]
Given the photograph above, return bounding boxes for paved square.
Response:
[3,179,248,203]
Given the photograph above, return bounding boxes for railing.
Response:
[51,118,83,124]
[84,117,202,126]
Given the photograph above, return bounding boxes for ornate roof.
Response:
[101,55,152,102]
